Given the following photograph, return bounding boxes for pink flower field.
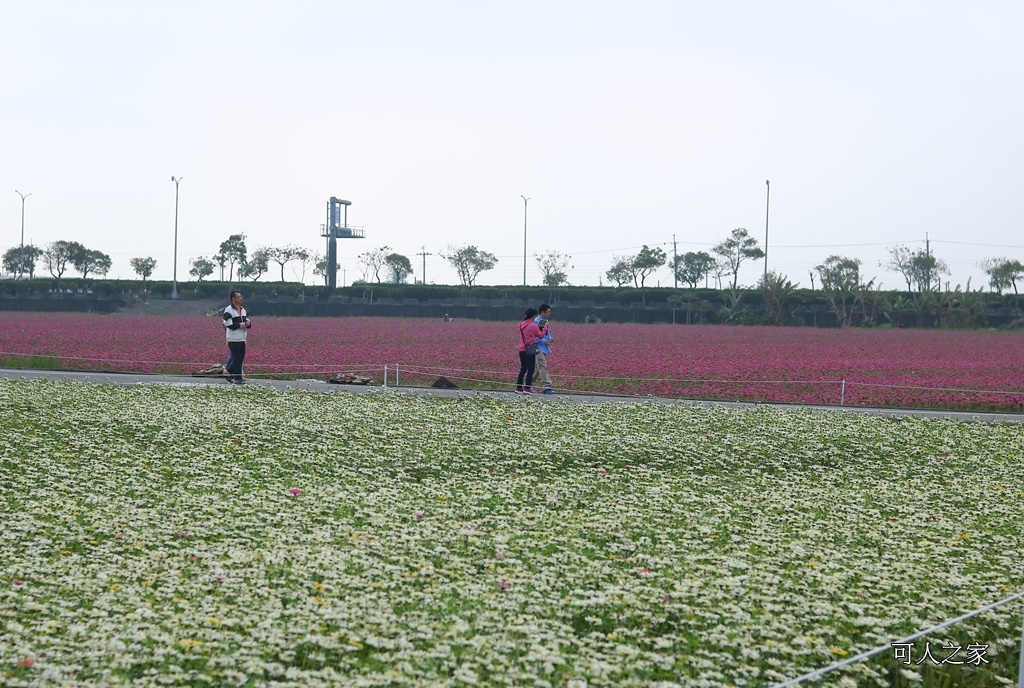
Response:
[2,312,1023,411]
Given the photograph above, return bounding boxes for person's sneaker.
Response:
[523,388,536,395]
[514,387,524,394]
[543,389,554,395]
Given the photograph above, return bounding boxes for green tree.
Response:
[979,257,1024,295]
[758,271,797,325]
[630,245,666,289]
[218,234,248,282]
[44,240,84,291]
[442,245,498,287]
[213,250,228,281]
[605,256,633,287]
[3,244,43,279]
[239,246,270,281]
[130,257,158,284]
[884,245,948,293]
[73,248,112,279]
[534,250,573,287]
[266,245,303,282]
[385,252,414,283]
[671,251,715,289]
[358,246,391,283]
[816,255,862,328]
[713,228,765,291]
[312,253,328,286]
[189,256,214,282]
[291,247,312,283]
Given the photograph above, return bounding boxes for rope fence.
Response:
[772,589,1024,687]
[1,349,1022,410]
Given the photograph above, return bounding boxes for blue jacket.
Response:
[533,315,552,354]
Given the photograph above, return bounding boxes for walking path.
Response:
[3,367,1022,424]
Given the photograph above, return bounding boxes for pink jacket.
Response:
[517,320,547,352]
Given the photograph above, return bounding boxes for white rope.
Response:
[847,380,1023,396]
[2,350,1022,403]
[772,589,1024,687]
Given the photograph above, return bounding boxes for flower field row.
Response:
[1,313,1023,411]
[2,379,1023,686]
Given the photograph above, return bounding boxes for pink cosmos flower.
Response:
[187,556,197,562]
[17,659,34,667]
[415,513,426,519]
[12,579,25,585]
[177,531,191,538]
[500,579,511,590]
[495,552,506,559]
[289,488,302,495]
[115,534,125,540]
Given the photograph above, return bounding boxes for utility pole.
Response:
[171,176,183,298]
[15,190,31,279]
[764,179,770,279]
[672,234,678,288]
[925,232,932,292]
[416,246,431,284]
[520,195,531,286]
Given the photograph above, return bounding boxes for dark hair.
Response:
[229,290,241,300]
[523,307,538,320]
[538,303,551,313]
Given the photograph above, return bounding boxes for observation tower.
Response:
[320,197,365,288]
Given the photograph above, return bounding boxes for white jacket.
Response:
[223,305,249,342]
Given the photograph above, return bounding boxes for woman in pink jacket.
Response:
[515,307,548,394]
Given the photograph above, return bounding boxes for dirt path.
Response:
[114,298,223,316]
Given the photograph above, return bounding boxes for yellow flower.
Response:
[178,639,203,649]
[831,647,848,656]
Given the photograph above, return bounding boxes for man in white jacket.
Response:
[533,304,555,394]
[222,290,252,384]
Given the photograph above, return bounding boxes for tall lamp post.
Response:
[171,176,183,299]
[764,179,770,278]
[15,190,31,279]
[520,195,530,286]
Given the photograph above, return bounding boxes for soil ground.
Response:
[114,298,222,316]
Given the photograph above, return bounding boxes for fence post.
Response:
[383,365,388,389]
[840,379,846,406]
[1018,606,1024,688]
[396,364,399,388]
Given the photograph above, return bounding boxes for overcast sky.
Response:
[3,0,1022,290]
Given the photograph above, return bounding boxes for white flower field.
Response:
[1,378,1022,687]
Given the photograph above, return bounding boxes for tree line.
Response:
[5,230,1023,310]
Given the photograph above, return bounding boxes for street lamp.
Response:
[764,179,770,278]
[15,190,31,279]
[171,176,183,299]
[520,195,530,286]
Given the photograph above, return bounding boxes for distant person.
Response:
[222,290,251,384]
[219,305,245,382]
[533,303,555,394]
[515,307,548,395]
